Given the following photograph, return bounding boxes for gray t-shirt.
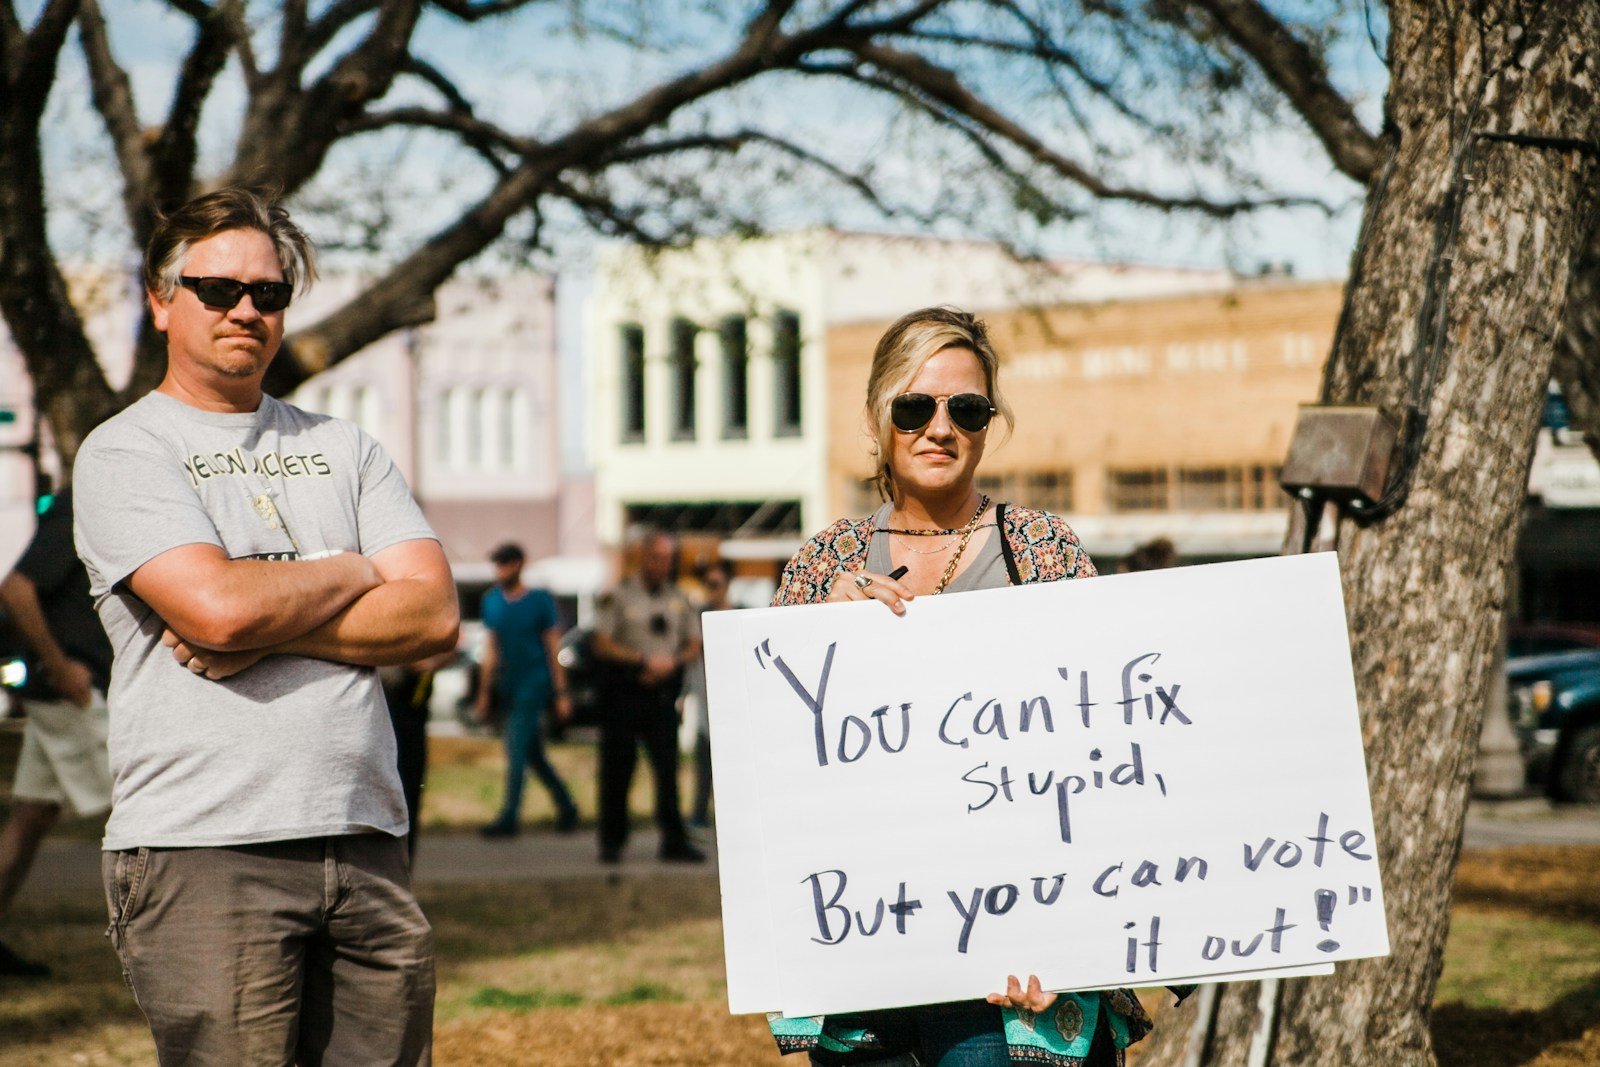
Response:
[74,392,437,850]
[866,503,1010,593]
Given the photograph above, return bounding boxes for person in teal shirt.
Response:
[475,543,578,835]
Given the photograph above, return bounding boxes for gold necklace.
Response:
[932,496,990,595]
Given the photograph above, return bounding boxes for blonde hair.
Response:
[864,306,1013,504]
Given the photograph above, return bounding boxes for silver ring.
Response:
[853,573,874,591]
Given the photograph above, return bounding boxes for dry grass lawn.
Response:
[3,736,1597,1067]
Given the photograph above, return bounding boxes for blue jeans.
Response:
[490,681,576,827]
[914,1000,1008,1066]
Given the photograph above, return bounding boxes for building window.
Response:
[1024,471,1074,513]
[978,471,1073,512]
[1173,465,1288,510]
[501,389,525,469]
[1107,468,1170,512]
[721,315,749,439]
[436,389,454,464]
[670,317,697,441]
[357,386,383,440]
[976,472,1019,503]
[773,309,802,437]
[1249,465,1285,510]
[468,387,488,468]
[620,324,646,443]
[1176,466,1237,510]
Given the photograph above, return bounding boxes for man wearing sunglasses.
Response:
[72,188,455,1065]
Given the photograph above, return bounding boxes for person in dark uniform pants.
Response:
[590,531,704,864]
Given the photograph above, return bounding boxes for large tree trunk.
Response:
[1145,4,1600,1064]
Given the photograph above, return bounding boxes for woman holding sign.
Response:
[767,306,1179,1066]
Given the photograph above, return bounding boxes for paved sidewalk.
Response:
[15,801,1598,903]
[1463,799,1600,847]
[16,827,719,904]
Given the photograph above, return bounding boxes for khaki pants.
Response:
[102,834,434,1066]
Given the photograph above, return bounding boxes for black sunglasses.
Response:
[179,276,294,313]
[890,392,995,434]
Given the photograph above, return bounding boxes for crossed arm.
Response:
[128,539,460,680]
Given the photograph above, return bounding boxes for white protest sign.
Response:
[706,552,1388,1018]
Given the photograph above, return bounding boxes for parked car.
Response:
[1508,623,1600,659]
[1507,646,1600,803]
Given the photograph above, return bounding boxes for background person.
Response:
[0,487,113,979]
[73,188,456,1063]
[590,531,705,864]
[1119,536,1177,573]
[767,305,1184,1066]
[682,557,733,829]
[475,542,579,836]
[380,649,454,866]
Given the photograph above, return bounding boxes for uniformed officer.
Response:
[591,530,706,863]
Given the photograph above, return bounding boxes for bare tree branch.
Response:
[401,55,476,114]
[342,105,524,173]
[160,0,212,19]
[0,0,115,462]
[847,41,1332,217]
[14,0,81,114]
[229,0,422,193]
[76,0,155,235]
[279,1,852,382]
[595,127,896,216]
[432,0,549,21]
[299,0,380,64]
[901,8,1173,137]
[151,0,244,210]
[1183,0,1381,182]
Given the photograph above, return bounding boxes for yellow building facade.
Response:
[825,280,1344,560]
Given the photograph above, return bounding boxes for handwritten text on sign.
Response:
[704,552,1389,1018]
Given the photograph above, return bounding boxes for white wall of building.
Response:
[586,230,1236,547]
[588,233,834,544]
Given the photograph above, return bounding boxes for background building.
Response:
[828,278,1342,561]
[0,272,600,605]
[585,229,1230,574]
[289,274,599,596]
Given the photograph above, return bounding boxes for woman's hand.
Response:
[986,973,1058,1013]
[826,569,915,616]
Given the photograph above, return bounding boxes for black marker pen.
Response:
[888,565,909,581]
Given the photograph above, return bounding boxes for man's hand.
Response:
[472,687,493,724]
[553,691,573,723]
[162,629,268,681]
[641,653,677,686]
[42,656,92,708]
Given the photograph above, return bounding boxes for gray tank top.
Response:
[865,503,1011,593]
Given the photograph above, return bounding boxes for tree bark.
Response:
[1144,4,1600,1064]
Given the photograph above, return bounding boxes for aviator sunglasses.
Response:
[890,392,996,434]
[179,276,294,313]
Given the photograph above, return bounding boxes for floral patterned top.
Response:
[771,502,1096,610]
[766,502,1182,1066]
